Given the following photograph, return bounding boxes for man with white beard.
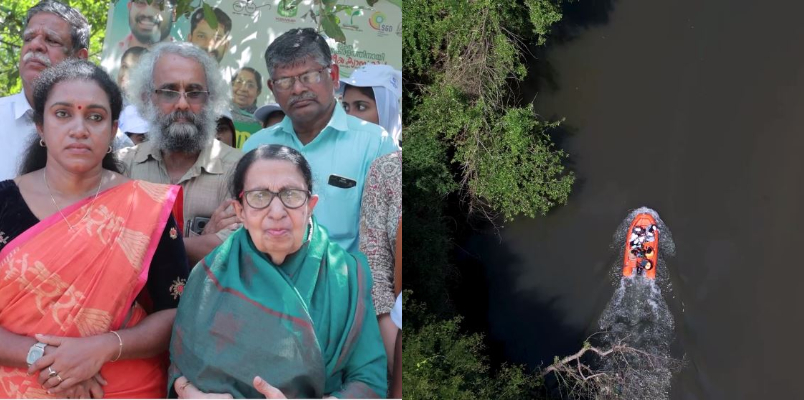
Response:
[118,42,242,265]
[0,1,90,180]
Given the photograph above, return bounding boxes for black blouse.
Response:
[0,180,189,312]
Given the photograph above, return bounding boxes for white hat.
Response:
[253,103,283,124]
[219,107,233,121]
[340,65,402,143]
[118,104,150,134]
[339,65,402,100]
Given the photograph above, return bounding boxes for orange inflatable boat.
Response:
[622,213,659,279]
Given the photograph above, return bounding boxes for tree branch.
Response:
[0,39,20,49]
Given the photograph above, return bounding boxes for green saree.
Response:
[168,217,386,398]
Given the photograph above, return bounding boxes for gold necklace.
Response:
[43,168,105,231]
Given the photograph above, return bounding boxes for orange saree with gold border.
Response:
[0,180,179,398]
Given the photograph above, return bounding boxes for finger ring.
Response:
[48,367,57,377]
[56,374,63,383]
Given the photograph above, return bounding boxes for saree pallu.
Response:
[0,180,179,398]
[169,218,387,398]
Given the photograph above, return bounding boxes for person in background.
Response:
[253,103,285,129]
[243,28,399,254]
[118,42,242,266]
[119,103,150,145]
[0,59,189,398]
[170,145,386,399]
[117,46,148,96]
[119,0,176,51]
[187,6,231,63]
[215,109,236,147]
[359,150,401,393]
[340,65,402,144]
[231,67,262,115]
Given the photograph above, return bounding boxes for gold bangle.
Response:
[109,331,123,362]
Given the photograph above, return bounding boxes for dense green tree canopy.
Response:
[402,0,576,398]
[402,0,575,320]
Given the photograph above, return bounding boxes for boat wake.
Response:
[596,207,678,399]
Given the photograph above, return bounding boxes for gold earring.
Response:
[107,146,113,154]
[39,139,46,147]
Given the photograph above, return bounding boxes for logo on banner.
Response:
[233,0,271,16]
[277,0,298,18]
[369,11,392,36]
[340,8,362,32]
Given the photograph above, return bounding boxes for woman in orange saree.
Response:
[0,60,189,398]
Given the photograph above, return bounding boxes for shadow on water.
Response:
[453,208,584,372]
[520,0,617,104]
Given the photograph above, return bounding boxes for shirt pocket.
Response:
[318,177,361,243]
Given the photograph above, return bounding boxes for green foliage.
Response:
[0,0,109,97]
[403,0,573,319]
[201,2,218,30]
[525,0,566,45]
[401,89,459,318]
[402,0,575,397]
[403,294,542,399]
[403,0,574,225]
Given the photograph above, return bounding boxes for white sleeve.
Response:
[390,294,402,330]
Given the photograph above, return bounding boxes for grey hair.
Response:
[263,28,331,78]
[26,0,90,53]
[127,41,231,119]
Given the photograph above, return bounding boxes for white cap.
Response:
[253,103,283,124]
[391,294,402,329]
[219,107,233,121]
[339,65,402,100]
[340,65,403,143]
[118,104,150,134]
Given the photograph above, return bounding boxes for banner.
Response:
[100,0,402,147]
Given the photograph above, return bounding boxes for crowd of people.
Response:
[0,1,402,398]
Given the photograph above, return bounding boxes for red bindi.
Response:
[77,105,82,110]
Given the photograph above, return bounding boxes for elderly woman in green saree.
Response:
[168,145,386,398]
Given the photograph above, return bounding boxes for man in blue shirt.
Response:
[244,28,398,253]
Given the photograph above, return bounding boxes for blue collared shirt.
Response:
[243,104,399,253]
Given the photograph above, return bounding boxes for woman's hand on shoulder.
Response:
[28,333,118,393]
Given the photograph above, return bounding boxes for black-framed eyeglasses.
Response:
[271,67,330,91]
[154,89,209,105]
[239,188,310,209]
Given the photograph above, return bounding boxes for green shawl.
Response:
[168,217,386,398]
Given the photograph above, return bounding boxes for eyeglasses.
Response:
[233,79,258,90]
[271,67,330,91]
[239,188,310,209]
[154,89,209,105]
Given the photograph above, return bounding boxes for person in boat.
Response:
[644,246,655,257]
[169,145,387,398]
[638,259,653,271]
[646,224,658,240]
